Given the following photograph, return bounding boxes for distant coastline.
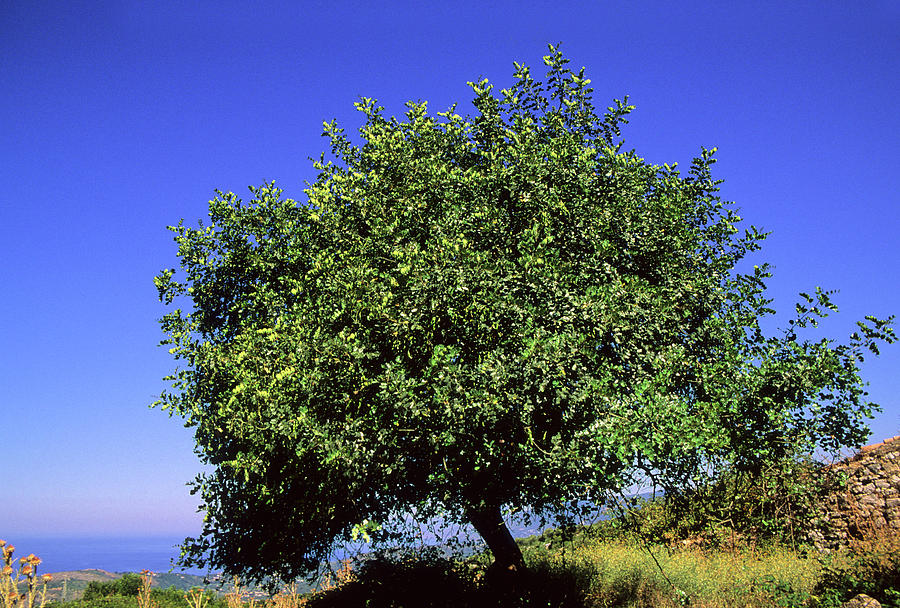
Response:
[6,515,574,579]
[5,536,204,576]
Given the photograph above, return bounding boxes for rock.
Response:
[859,494,882,507]
[808,433,900,551]
[841,594,881,608]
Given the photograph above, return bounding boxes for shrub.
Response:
[813,534,900,607]
[82,575,144,601]
[624,456,840,550]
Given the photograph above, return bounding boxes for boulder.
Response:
[841,594,881,608]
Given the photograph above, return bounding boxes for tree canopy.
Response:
[155,46,894,583]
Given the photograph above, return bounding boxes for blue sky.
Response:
[3,1,898,538]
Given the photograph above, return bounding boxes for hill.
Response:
[31,570,220,602]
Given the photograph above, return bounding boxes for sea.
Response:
[7,524,546,576]
[6,508,605,575]
[4,536,205,575]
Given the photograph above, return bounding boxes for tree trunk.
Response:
[468,503,526,573]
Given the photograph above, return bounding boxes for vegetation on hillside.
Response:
[5,516,899,608]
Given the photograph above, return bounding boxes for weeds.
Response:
[224,578,257,608]
[500,537,818,607]
[812,531,900,607]
[8,527,899,607]
[1,541,52,608]
[220,578,303,608]
[316,561,354,594]
[267,584,304,608]
[135,572,156,608]
[183,589,209,608]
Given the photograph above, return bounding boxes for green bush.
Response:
[813,537,900,607]
[82,575,143,600]
[63,597,138,608]
[60,582,219,608]
[624,457,839,549]
[152,587,192,608]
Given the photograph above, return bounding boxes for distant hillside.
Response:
[32,569,318,602]
[29,570,219,602]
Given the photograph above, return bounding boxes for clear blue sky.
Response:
[3,1,898,538]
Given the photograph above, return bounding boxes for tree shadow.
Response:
[305,552,599,608]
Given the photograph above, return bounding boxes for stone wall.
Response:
[809,435,900,551]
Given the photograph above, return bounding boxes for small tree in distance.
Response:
[155,46,894,584]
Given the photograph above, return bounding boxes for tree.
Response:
[82,573,143,600]
[155,46,894,584]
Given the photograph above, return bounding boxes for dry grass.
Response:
[225,560,355,608]
[224,578,252,608]
[522,537,820,607]
[184,587,211,608]
[2,534,863,607]
[316,560,355,595]
[135,570,157,608]
[267,583,306,608]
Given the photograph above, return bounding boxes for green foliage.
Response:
[519,536,823,607]
[813,538,900,607]
[304,536,823,607]
[82,575,143,600]
[626,456,840,548]
[57,597,137,608]
[155,44,894,584]
[50,587,228,608]
[753,575,811,608]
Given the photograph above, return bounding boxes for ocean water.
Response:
[6,524,546,575]
[5,507,606,575]
[4,536,206,575]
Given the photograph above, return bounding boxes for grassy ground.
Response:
[302,528,900,607]
[518,536,820,607]
[5,531,899,608]
[304,538,822,608]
